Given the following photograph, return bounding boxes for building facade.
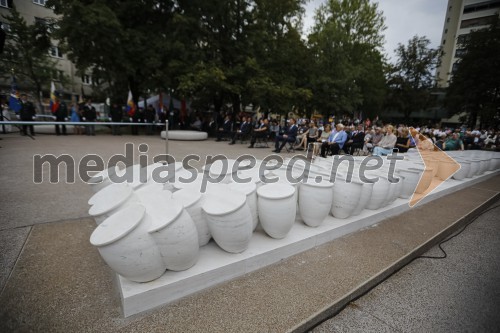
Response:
[436,0,500,88]
[0,0,94,112]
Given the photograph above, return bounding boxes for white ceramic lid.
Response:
[137,190,173,209]
[88,183,133,215]
[115,164,151,190]
[206,160,239,176]
[228,181,257,196]
[257,183,295,200]
[201,187,246,216]
[148,199,184,233]
[301,177,334,188]
[135,181,167,194]
[88,167,113,184]
[172,188,202,208]
[90,203,145,247]
[173,175,203,190]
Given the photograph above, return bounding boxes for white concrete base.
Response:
[160,130,208,141]
[117,170,499,317]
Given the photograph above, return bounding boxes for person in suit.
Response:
[82,99,97,136]
[109,102,123,135]
[343,124,365,155]
[248,118,269,148]
[216,115,232,141]
[273,118,298,153]
[320,123,347,157]
[19,94,36,136]
[229,116,251,144]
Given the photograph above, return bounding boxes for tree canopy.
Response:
[446,17,500,129]
[385,36,441,121]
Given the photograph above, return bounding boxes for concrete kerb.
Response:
[290,192,500,333]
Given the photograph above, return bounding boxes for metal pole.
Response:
[165,120,169,155]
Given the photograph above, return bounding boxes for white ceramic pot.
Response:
[89,204,166,282]
[365,174,390,210]
[298,179,333,227]
[331,175,364,218]
[397,169,420,199]
[478,159,488,174]
[148,199,199,271]
[452,160,469,180]
[468,159,480,177]
[172,188,211,246]
[228,182,258,231]
[351,181,374,216]
[257,183,296,239]
[202,186,253,253]
[88,183,139,224]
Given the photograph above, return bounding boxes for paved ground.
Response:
[312,203,500,333]
[0,131,499,332]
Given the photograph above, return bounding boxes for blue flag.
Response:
[9,76,22,113]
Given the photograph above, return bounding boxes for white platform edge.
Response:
[118,170,499,317]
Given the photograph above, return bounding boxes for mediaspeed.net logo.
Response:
[32,137,461,208]
[407,127,461,207]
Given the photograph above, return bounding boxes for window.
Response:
[33,0,47,6]
[455,49,467,58]
[447,17,450,23]
[82,75,92,85]
[452,62,460,73]
[442,39,446,45]
[445,29,448,34]
[49,45,63,58]
[0,0,9,8]
[460,15,497,29]
[463,1,500,14]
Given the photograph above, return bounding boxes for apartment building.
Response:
[0,0,94,109]
[436,0,500,87]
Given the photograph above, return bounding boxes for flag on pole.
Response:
[50,81,59,114]
[9,76,22,113]
[126,90,136,117]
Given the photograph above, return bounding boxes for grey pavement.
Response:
[1,131,499,332]
[312,203,500,333]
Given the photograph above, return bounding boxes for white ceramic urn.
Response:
[202,186,253,253]
[365,174,391,210]
[331,175,364,218]
[228,182,259,231]
[89,204,166,283]
[298,178,333,227]
[257,183,296,239]
[88,183,138,224]
[148,199,199,271]
[172,188,211,246]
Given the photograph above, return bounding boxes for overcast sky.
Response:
[303,0,449,62]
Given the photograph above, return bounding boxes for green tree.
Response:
[0,6,60,111]
[386,36,440,121]
[308,0,386,119]
[47,0,177,105]
[176,0,311,119]
[446,17,500,129]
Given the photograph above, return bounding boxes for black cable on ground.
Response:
[416,203,500,260]
[308,200,500,332]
